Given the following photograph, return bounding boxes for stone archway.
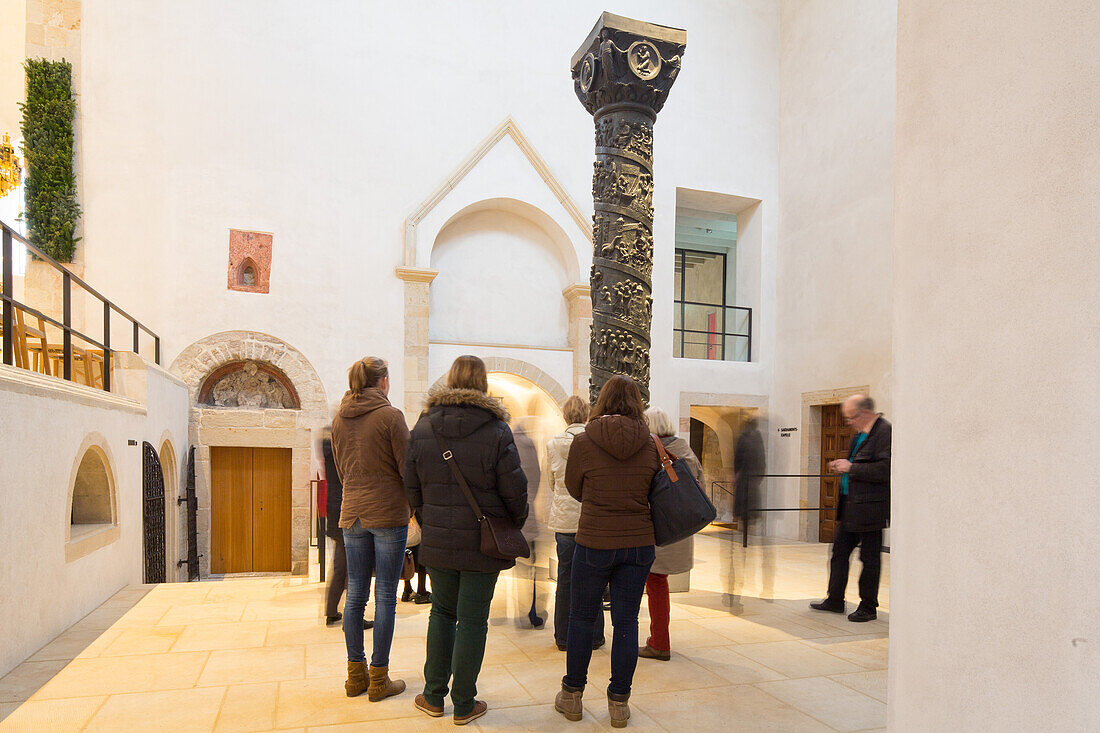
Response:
[169,331,328,577]
[428,356,570,408]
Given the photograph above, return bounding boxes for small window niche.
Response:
[227,229,273,293]
[66,442,120,561]
[673,188,761,363]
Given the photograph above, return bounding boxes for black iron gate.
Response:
[142,441,167,583]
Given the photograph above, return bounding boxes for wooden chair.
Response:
[14,307,52,377]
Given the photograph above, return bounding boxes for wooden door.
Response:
[819,404,855,543]
[252,448,292,572]
[210,446,291,573]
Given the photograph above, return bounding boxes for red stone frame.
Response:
[227,229,273,293]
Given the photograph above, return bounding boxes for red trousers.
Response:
[645,573,670,651]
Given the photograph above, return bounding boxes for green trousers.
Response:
[422,566,499,716]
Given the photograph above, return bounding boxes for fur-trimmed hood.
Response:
[424,386,510,439]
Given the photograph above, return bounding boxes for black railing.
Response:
[673,301,752,362]
[711,476,833,547]
[1,219,160,392]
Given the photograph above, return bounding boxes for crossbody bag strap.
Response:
[652,434,679,483]
[430,424,486,522]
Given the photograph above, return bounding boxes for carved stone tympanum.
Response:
[572,13,686,403]
[199,360,300,409]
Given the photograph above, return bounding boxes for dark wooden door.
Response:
[142,442,167,583]
[211,447,291,573]
[819,404,855,543]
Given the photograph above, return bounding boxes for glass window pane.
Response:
[681,250,725,305]
[682,303,724,335]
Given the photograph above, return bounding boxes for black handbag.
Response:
[431,427,531,561]
[649,435,717,547]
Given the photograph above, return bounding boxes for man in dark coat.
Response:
[811,395,892,622]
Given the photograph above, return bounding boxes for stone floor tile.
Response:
[83,686,226,732]
[307,719,442,733]
[733,640,864,678]
[99,625,185,656]
[800,634,889,670]
[158,602,247,626]
[756,676,887,731]
[213,681,279,732]
[631,683,832,731]
[265,618,345,647]
[828,669,888,702]
[578,698,665,732]
[198,646,305,687]
[628,653,731,696]
[659,618,744,649]
[173,621,270,652]
[275,677,426,728]
[26,627,121,663]
[33,652,210,698]
[0,660,69,703]
[679,644,790,685]
[702,613,811,644]
[0,695,106,730]
[241,599,323,622]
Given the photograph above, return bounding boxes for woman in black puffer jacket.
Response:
[405,355,528,726]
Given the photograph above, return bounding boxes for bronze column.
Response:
[572,13,686,404]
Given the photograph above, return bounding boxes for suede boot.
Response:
[367,664,406,702]
[607,690,630,728]
[344,661,367,697]
[555,683,584,722]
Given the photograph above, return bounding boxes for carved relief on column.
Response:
[572,13,685,404]
[395,266,438,421]
[563,283,593,397]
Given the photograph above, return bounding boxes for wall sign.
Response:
[778,427,798,437]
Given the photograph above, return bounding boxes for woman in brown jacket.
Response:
[330,357,410,702]
[554,375,660,729]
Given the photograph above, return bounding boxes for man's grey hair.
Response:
[857,396,875,413]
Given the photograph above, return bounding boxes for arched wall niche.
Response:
[65,432,121,562]
[198,359,302,409]
[158,435,180,581]
[429,200,573,348]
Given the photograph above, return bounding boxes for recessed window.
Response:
[241,265,256,286]
[673,206,750,361]
[72,448,113,526]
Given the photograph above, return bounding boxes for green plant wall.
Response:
[20,58,80,262]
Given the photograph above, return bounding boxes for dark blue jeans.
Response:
[555,533,605,647]
[343,521,408,667]
[564,543,655,695]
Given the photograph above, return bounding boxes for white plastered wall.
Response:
[0,358,189,677]
[74,0,780,440]
[770,0,896,540]
[890,1,1099,728]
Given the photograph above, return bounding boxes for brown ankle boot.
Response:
[367,664,406,702]
[607,690,630,728]
[554,683,583,722]
[344,661,367,697]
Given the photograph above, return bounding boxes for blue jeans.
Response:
[564,543,655,695]
[343,521,408,667]
[554,533,605,647]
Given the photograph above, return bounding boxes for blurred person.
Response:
[331,357,410,701]
[321,428,374,630]
[406,355,528,725]
[547,396,605,651]
[638,407,702,662]
[810,395,891,622]
[724,414,773,613]
[512,417,548,629]
[554,375,660,729]
[400,510,430,604]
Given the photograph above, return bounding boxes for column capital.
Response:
[394,266,438,284]
[571,12,687,119]
[562,283,591,301]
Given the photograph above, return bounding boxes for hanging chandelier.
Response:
[0,132,22,198]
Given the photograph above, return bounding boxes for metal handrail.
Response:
[2,219,161,392]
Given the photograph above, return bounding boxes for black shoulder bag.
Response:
[430,426,530,560]
[649,435,717,546]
